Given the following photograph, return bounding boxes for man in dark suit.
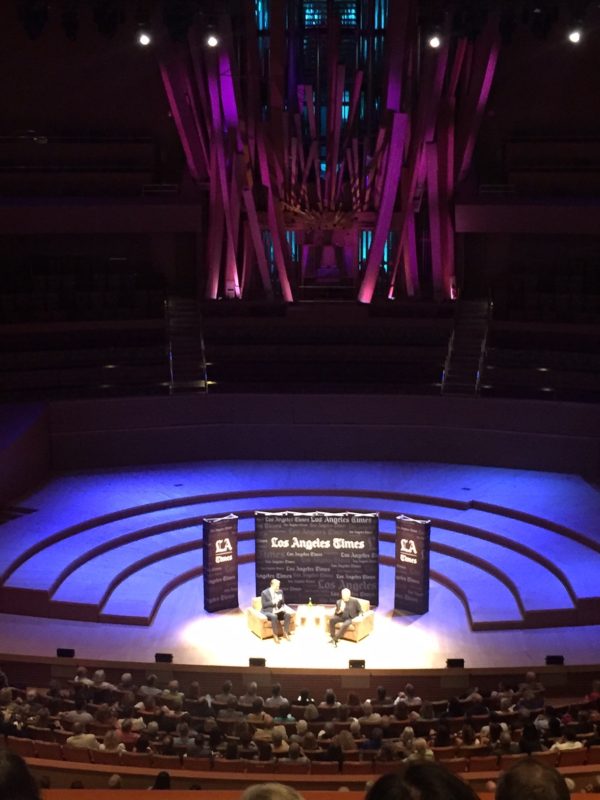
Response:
[328,587,361,646]
[260,578,293,643]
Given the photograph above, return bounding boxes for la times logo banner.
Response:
[399,538,418,564]
[215,538,233,563]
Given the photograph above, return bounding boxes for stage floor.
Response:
[1,460,599,670]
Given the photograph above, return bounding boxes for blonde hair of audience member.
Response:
[337,729,356,751]
[101,729,124,753]
[398,726,415,753]
[107,774,122,789]
[408,737,434,761]
[240,783,305,800]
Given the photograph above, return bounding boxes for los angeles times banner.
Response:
[394,514,431,614]
[203,514,239,612]
[255,511,379,605]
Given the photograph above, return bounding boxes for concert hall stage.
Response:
[0,460,599,670]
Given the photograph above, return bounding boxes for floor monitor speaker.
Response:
[155,653,173,663]
[349,659,365,669]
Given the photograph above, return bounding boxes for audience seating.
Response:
[557,748,588,767]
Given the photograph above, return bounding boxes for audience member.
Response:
[66,721,100,749]
[151,771,171,790]
[518,721,546,754]
[279,741,308,764]
[265,683,288,710]
[240,681,264,706]
[0,751,41,800]
[61,694,93,725]
[100,729,126,753]
[395,683,422,707]
[117,672,136,693]
[495,757,569,800]
[214,679,237,705]
[550,729,584,752]
[240,783,304,800]
[405,737,435,761]
[138,674,162,697]
[295,688,315,706]
[366,760,478,800]
[162,679,184,704]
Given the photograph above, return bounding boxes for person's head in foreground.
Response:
[151,771,171,790]
[365,760,479,800]
[240,783,305,800]
[495,758,570,800]
[0,751,41,800]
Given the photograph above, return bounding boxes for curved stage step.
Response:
[1,463,599,629]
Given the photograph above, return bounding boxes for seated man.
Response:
[328,587,361,647]
[260,578,293,643]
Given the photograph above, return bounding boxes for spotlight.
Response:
[137,30,152,46]
[206,33,219,48]
[567,27,582,43]
[428,34,442,49]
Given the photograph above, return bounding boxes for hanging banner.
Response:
[203,514,238,612]
[255,511,379,605]
[395,514,430,614]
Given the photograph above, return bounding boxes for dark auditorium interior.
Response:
[0,0,599,798]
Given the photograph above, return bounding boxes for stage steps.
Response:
[0,462,600,629]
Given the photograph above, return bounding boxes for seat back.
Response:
[374,760,403,774]
[246,759,275,772]
[152,753,182,769]
[310,760,339,774]
[120,751,152,767]
[183,756,212,771]
[34,740,63,760]
[557,748,587,767]
[499,754,527,770]
[587,745,600,765]
[91,749,121,765]
[6,737,36,757]
[277,761,310,774]
[63,746,93,763]
[469,755,499,772]
[530,751,559,767]
[441,757,468,774]
[342,760,371,774]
